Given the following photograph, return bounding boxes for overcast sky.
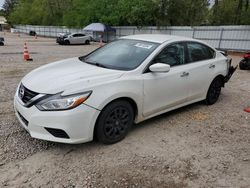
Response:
[0,0,4,9]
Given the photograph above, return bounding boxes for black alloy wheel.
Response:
[95,100,134,144]
[206,78,223,105]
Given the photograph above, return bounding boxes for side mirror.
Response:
[149,63,170,73]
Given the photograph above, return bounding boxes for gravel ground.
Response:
[0,32,249,188]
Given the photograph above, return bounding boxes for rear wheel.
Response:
[85,40,90,45]
[205,77,223,105]
[95,100,134,144]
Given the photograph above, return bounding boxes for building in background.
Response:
[0,16,8,31]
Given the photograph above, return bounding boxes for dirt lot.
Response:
[0,32,249,188]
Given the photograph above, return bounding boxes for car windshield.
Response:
[61,33,71,37]
[80,39,159,70]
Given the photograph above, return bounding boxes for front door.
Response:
[143,43,190,117]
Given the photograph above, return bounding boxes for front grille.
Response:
[18,84,39,104]
[45,128,70,139]
[17,111,29,126]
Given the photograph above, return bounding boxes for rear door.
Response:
[185,42,218,101]
[77,34,86,44]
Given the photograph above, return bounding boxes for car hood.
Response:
[22,57,124,94]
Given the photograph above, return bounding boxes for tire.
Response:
[64,40,70,45]
[239,59,248,70]
[85,40,90,45]
[205,77,223,105]
[95,100,134,144]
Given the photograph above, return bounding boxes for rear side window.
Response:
[187,42,215,63]
[78,34,85,37]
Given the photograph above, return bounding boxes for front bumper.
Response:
[14,93,100,144]
[56,37,66,44]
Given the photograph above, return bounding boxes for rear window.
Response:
[187,42,215,62]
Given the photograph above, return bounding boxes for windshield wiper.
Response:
[84,59,107,68]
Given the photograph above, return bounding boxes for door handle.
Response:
[181,72,189,77]
[209,64,215,69]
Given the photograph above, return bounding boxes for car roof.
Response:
[121,34,199,44]
[71,33,84,35]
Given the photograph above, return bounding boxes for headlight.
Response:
[36,91,92,111]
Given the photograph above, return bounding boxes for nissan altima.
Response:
[14,34,236,144]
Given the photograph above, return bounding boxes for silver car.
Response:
[56,33,92,45]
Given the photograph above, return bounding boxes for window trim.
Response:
[143,41,216,73]
[143,41,188,73]
[78,34,85,37]
[72,34,79,37]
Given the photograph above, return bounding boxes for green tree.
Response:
[155,0,209,26]
[7,0,250,27]
[210,0,250,25]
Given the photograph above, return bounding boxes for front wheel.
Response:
[95,100,134,144]
[205,77,223,105]
[64,40,70,45]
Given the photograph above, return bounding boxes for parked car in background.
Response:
[239,52,250,70]
[56,33,92,45]
[0,37,4,46]
[14,34,236,145]
[29,31,36,36]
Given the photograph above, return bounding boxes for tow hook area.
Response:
[225,57,237,83]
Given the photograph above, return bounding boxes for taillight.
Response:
[243,54,250,58]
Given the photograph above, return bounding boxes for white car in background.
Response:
[56,33,92,45]
[14,34,236,144]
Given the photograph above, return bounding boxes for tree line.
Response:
[2,0,250,27]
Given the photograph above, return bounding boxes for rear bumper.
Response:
[14,93,100,144]
[225,57,237,83]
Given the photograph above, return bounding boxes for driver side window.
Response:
[153,43,185,67]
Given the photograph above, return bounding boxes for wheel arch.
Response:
[64,39,70,44]
[98,97,138,120]
[204,74,225,100]
[214,74,225,87]
[93,97,138,140]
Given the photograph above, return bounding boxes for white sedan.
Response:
[56,33,92,45]
[14,34,236,144]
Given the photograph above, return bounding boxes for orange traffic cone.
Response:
[23,43,33,61]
